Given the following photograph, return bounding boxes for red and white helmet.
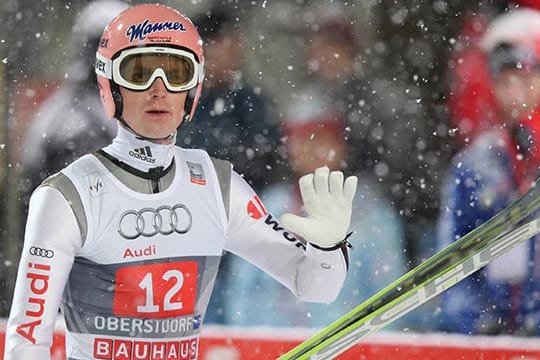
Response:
[95,4,204,122]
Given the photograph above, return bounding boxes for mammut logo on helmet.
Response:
[126,19,186,42]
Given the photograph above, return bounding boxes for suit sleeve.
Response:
[224,171,348,303]
[4,186,81,359]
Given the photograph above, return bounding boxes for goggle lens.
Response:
[118,53,195,89]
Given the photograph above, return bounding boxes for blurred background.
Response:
[0,0,534,342]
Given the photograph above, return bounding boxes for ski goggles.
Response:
[96,46,202,92]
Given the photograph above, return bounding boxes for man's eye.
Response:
[132,69,152,83]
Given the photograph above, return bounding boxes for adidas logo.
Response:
[129,146,156,164]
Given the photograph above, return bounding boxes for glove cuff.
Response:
[309,232,353,269]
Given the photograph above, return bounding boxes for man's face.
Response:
[119,78,187,142]
[307,33,355,81]
[205,32,241,85]
[288,130,346,174]
[493,68,540,121]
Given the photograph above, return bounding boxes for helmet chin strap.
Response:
[118,117,176,142]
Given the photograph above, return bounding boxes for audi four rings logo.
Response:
[29,246,55,258]
[118,204,193,240]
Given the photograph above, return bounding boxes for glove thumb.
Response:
[280,213,313,239]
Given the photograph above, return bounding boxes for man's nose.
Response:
[148,77,168,96]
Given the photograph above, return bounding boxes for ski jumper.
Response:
[5,126,349,359]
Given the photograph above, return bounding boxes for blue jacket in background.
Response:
[177,82,284,191]
[437,129,535,334]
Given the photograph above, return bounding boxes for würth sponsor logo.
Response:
[93,337,198,360]
[264,214,306,250]
[16,262,51,344]
[129,146,156,164]
[247,195,267,220]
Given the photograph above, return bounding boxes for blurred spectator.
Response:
[176,9,284,191]
[300,13,384,180]
[221,93,408,329]
[3,0,128,316]
[447,1,540,146]
[20,0,128,196]
[447,12,496,146]
[437,8,540,335]
[177,8,285,324]
[295,8,439,268]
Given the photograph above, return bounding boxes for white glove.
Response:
[281,166,358,248]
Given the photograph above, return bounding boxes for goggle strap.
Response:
[198,59,205,83]
[95,53,113,79]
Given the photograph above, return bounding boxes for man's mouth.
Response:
[146,110,169,114]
